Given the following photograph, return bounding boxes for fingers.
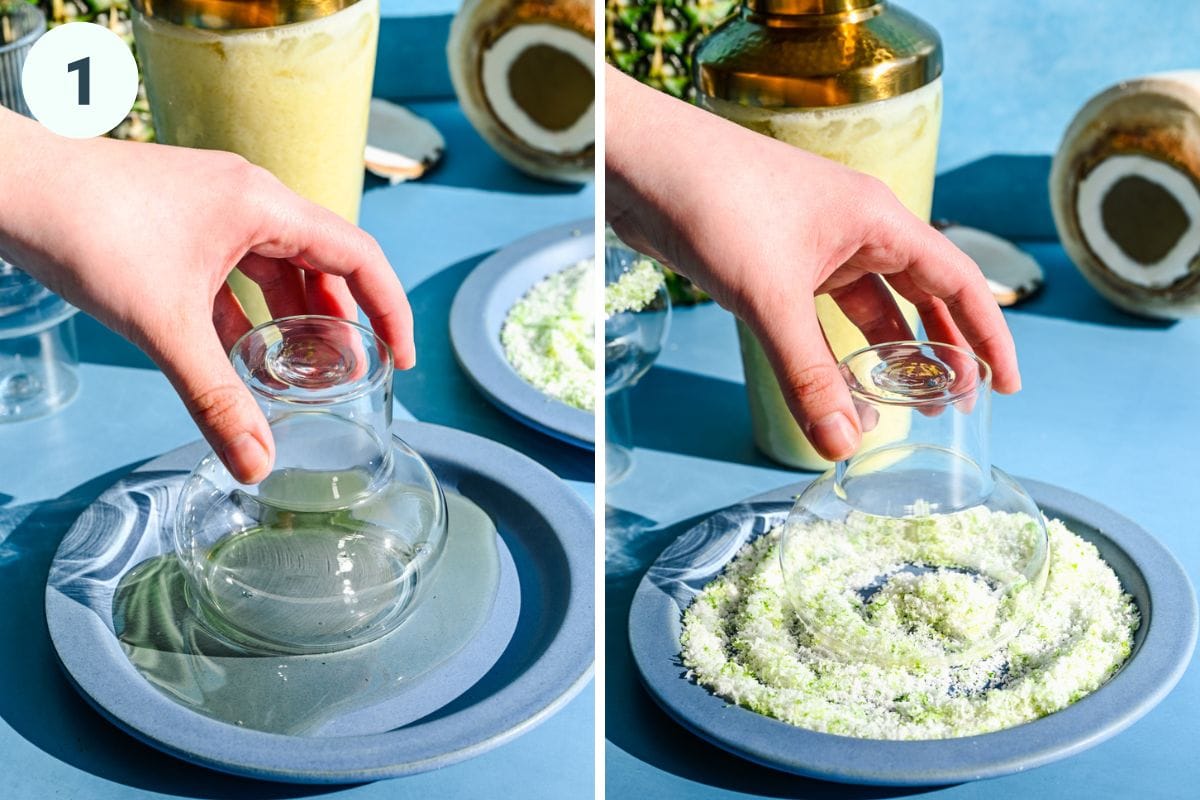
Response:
[848,210,1021,394]
[883,272,971,351]
[304,271,358,320]
[151,320,274,484]
[250,196,415,369]
[893,225,1020,393]
[212,282,253,355]
[827,274,914,346]
[747,301,861,462]
[237,254,309,320]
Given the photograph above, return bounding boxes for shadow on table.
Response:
[628,366,775,469]
[1003,242,1176,330]
[604,507,944,799]
[0,466,351,799]
[933,153,1174,331]
[932,154,1057,242]
[74,314,157,371]
[397,253,594,484]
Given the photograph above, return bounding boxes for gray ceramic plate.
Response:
[47,422,594,783]
[629,479,1197,786]
[449,219,595,448]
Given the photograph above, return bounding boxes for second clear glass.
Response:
[604,229,670,484]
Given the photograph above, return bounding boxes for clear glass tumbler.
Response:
[780,341,1049,668]
[0,3,44,116]
[604,228,670,484]
[175,316,448,655]
[0,259,79,422]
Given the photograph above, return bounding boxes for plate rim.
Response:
[46,421,595,783]
[628,478,1198,786]
[448,218,596,448]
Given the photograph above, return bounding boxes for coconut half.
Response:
[365,99,446,184]
[1050,71,1200,318]
[937,223,1044,307]
[448,0,594,183]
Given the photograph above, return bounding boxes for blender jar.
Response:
[694,0,943,469]
[130,0,380,323]
[0,2,44,116]
[175,316,448,654]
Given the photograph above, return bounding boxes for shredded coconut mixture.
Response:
[501,259,595,412]
[605,258,665,318]
[781,508,1046,667]
[680,514,1139,740]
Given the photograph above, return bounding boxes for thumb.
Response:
[151,325,274,484]
[746,301,861,462]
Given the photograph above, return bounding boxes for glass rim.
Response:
[839,339,992,408]
[229,314,393,406]
[0,3,45,53]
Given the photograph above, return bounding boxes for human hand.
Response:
[0,109,413,484]
[605,68,1018,461]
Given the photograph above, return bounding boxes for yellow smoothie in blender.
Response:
[132,0,380,322]
[694,0,944,470]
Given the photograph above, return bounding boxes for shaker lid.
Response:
[695,1,943,108]
[132,0,360,29]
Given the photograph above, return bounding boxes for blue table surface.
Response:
[606,250,1200,799]
[0,99,595,799]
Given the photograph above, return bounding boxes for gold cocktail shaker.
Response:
[694,0,944,470]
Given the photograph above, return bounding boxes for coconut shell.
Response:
[1050,71,1200,318]
[448,0,595,184]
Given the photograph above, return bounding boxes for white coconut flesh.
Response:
[481,23,594,156]
[1076,154,1200,289]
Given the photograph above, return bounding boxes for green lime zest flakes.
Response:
[780,509,1046,667]
[680,513,1139,740]
[605,259,665,318]
[501,259,596,412]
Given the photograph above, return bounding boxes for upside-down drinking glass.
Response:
[175,316,447,654]
[780,341,1049,668]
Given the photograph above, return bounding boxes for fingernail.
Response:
[808,412,859,461]
[223,433,270,484]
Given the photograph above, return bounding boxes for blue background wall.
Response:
[905,0,1200,238]
[906,0,1200,171]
